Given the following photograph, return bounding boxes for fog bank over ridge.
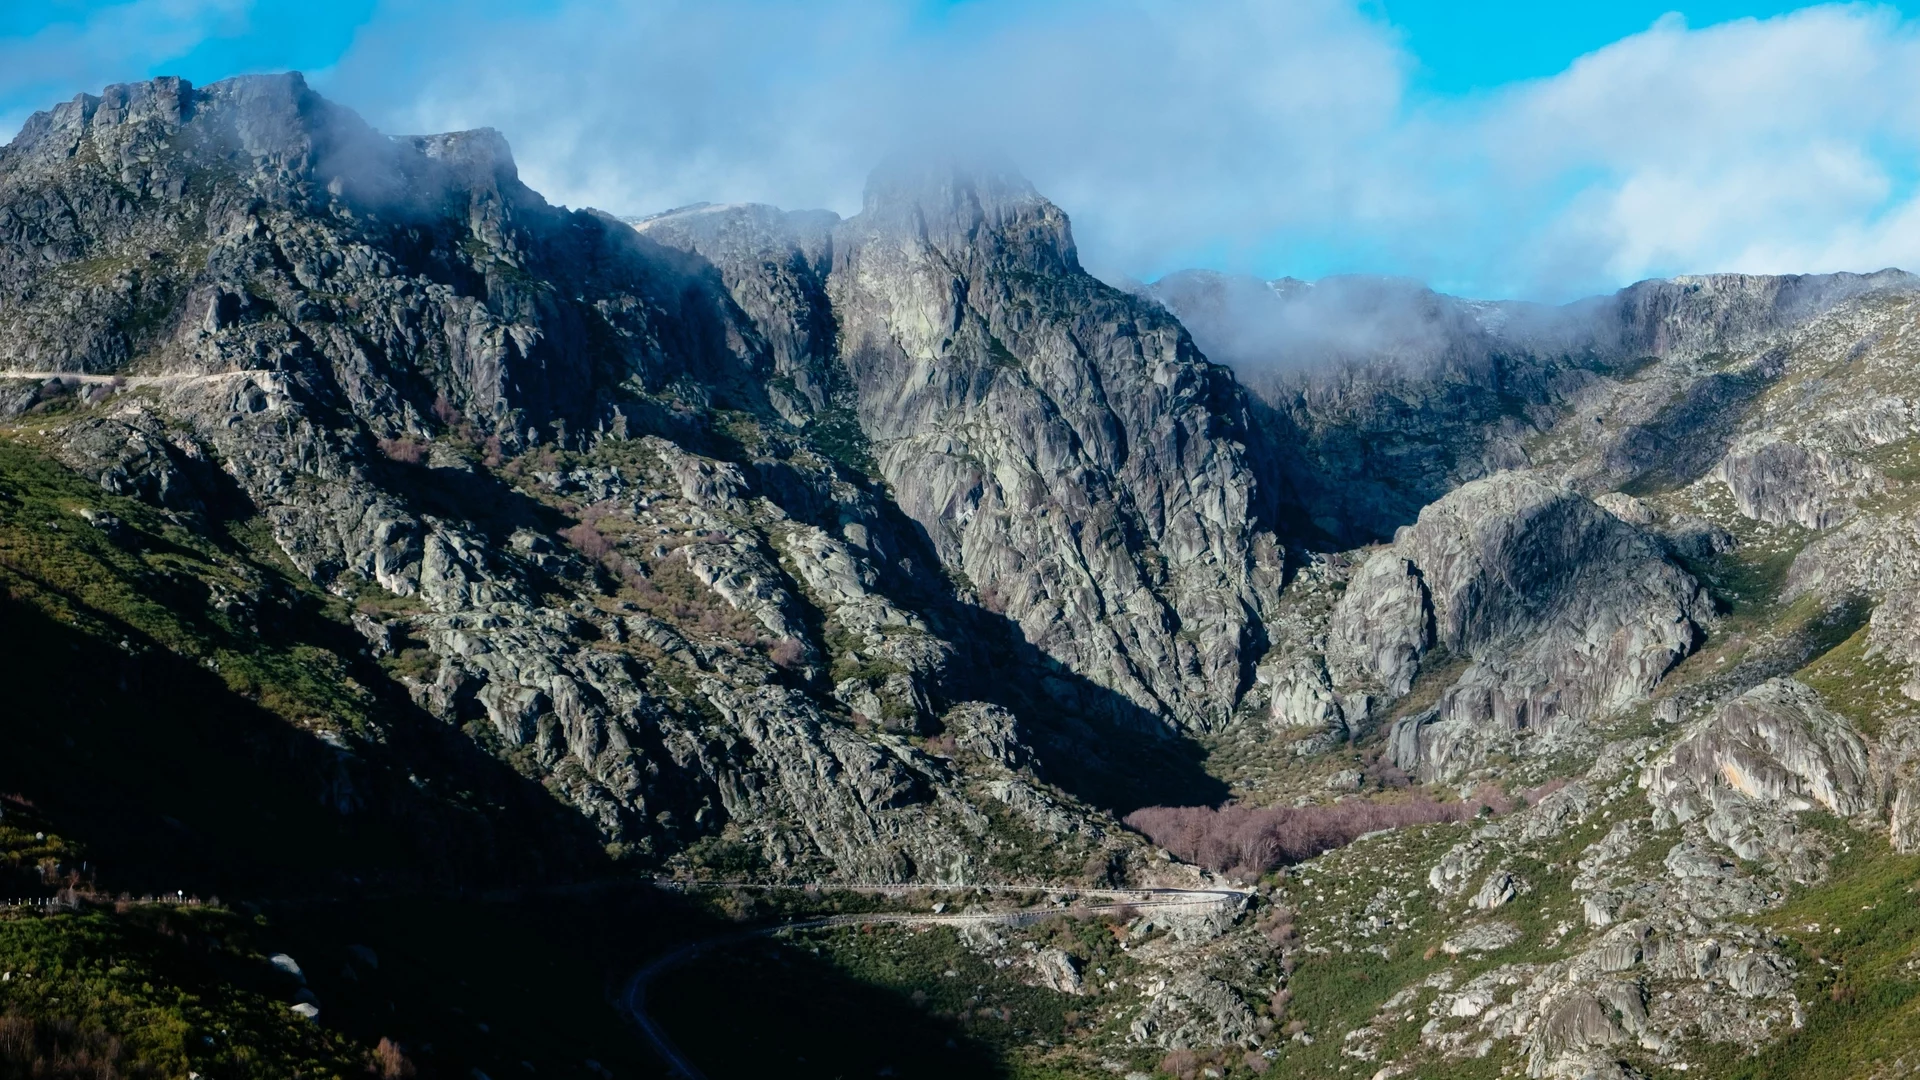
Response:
[8,4,1920,299]
[1144,265,1920,383]
[1144,270,1521,375]
[301,0,1920,302]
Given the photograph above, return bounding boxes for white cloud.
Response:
[324,0,1409,279]
[0,0,248,137]
[327,0,920,217]
[12,0,1920,300]
[1462,5,1920,293]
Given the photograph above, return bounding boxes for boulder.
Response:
[1029,946,1083,994]
[1441,921,1520,955]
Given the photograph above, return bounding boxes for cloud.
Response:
[1466,5,1920,294]
[11,0,1920,300]
[1147,269,1501,381]
[322,0,1408,278]
[0,0,248,135]
[324,0,917,219]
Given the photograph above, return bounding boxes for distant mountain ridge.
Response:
[1147,266,1919,541]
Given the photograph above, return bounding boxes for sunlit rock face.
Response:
[1326,472,1706,781]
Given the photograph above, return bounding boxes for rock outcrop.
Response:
[1330,473,1704,779]
[641,170,1286,735]
[1644,678,1875,877]
[1713,435,1880,530]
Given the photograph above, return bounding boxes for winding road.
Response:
[0,368,282,390]
[620,882,1249,1080]
[1,369,274,387]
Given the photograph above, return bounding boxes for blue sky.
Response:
[0,2,1875,102]
[1378,0,1863,89]
[6,1,1920,300]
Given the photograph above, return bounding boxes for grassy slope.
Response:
[0,904,365,1079]
[1712,837,1920,1080]
[0,430,690,1079]
[0,431,605,894]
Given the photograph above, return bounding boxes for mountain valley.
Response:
[4,73,1920,1080]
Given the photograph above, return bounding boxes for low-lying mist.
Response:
[1143,269,1592,385]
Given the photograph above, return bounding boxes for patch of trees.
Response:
[1123,785,1532,879]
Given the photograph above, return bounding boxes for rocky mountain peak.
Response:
[7,74,191,162]
[1,72,540,238]
[851,155,1078,279]
[7,73,338,185]
[410,127,520,186]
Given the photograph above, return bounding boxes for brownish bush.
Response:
[1158,1048,1199,1080]
[768,637,806,669]
[373,1037,415,1078]
[695,605,759,641]
[561,522,613,560]
[1362,753,1413,789]
[1124,788,1514,878]
[1256,905,1295,948]
[375,437,429,466]
[1243,1050,1272,1074]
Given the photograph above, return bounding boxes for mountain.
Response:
[1149,267,1916,543]
[6,73,1920,1080]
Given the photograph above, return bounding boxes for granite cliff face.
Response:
[0,74,1180,884]
[16,71,1920,1080]
[1334,472,1707,782]
[640,166,1279,736]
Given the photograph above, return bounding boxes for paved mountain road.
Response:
[1,370,274,386]
[620,882,1249,1080]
